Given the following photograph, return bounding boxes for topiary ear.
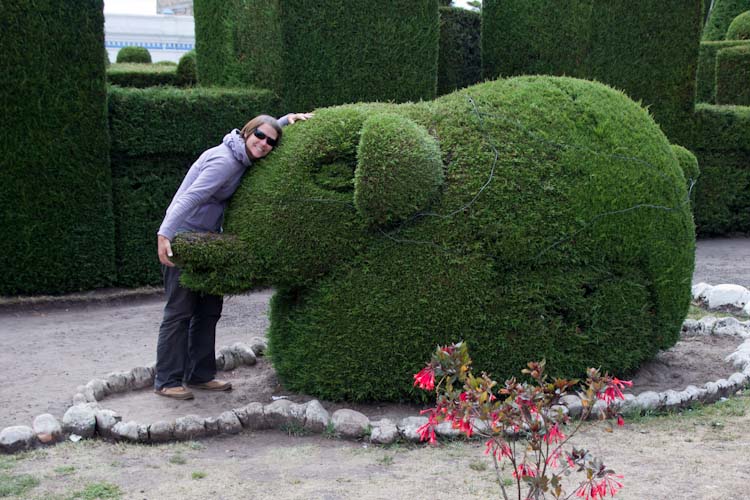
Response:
[354,113,444,226]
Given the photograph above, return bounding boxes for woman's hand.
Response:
[285,112,314,124]
[158,235,175,267]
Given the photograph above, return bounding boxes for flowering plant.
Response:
[413,342,631,500]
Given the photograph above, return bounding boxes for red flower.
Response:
[416,421,436,444]
[413,366,435,391]
[512,463,537,479]
[484,439,512,461]
[459,391,469,402]
[616,415,624,427]
[598,378,633,404]
[543,423,566,444]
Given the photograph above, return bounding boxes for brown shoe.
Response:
[187,379,232,391]
[154,386,195,400]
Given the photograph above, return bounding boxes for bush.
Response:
[703,0,750,40]
[481,0,702,143]
[716,44,750,105]
[107,63,179,88]
[173,76,694,401]
[696,40,750,103]
[116,45,152,64]
[194,0,439,110]
[728,10,750,39]
[671,144,700,207]
[438,7,481,95]
[0,0,114,295]
[176,50,197,86]
[108,85,281,286]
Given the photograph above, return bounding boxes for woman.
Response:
[154,112,312,399]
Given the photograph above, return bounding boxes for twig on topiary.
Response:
[414,342,630,500]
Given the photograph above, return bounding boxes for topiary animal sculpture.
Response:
[173,76,696,402]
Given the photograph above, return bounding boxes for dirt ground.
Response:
[1,237,749,499]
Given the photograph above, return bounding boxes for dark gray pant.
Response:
[155,266,223,389]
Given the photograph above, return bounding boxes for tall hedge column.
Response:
[0,1,115,294]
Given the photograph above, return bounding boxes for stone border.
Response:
[3,313,750,454]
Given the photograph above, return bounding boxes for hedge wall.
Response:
[482,0,702,142]
[716,45,750,105]
[703,0,750,40]
[0,0,114,295]
[194,0,439,111]
[696,40,750,103]
[689,104,750,234]
[108,86,281,286]
[107,63,179,88]
[437,6,482,95]
[174,77,695,401]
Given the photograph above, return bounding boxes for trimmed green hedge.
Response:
[107,63,179,88]
[194,0,439,110]
[116,46,152,63]
[716,45,750,105]
[176,50,197,86]
[108,86,281,286]
[482,0,702,142]
[703,0,750,40]
[0,0,114,295]
[727,10,750,39]
[174,76,695,401]
[689,104,750,234]
[438,6,481,95]
[696,40,750,103]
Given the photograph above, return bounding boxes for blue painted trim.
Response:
[106,41,194,51]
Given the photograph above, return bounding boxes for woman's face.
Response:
[245,123,279,159]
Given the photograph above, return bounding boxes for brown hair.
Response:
[240,115,283,143]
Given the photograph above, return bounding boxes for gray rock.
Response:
[703,381,721,403]
[0,426,36,453]
[33,414,62,444]
[218,411,242,434]
[705,284,750,310]
[129,366,154,389]
[215,353,226,371]
[681,319,700,335]
[76,384,97,403]
[618,394,640,414]
[682,385,706,403]
[105,371,134,393]
[560,394,583,418]
[729,372,747,386]
[138,424,149,442]
[85,378,110,401]
[714,317,747,336]
[635,391,662,410]
[699,317,718,333]
[264,399,294,428]
[663,389,684,408]
[230,343,257,366]
[304,400,329,433]
[692,282,712,302]
[174,415,206,440]
[332,409,370,439]
[149,421,174,443]
[112,421,140,442]
[435,420,461,438]
[289,402,308,422]
[234,403,267,430]
[398,416,428,442]
[63,404,97,438]
[72,392,87,405]
[203,417,220,436]
[249,337,267,356]
[94,409,121,439]
[370,419,399,444]
[217,347,239,371]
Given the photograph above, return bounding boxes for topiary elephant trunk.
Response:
[172,76,696,402]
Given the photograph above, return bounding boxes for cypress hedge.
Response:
[481,0,702,142]
[0,0,114,295]
[716,45,750,105]
[116,46,152,63]
[194,0,439,111]
[727,10,750,39]
[107,63,180,88]
[696,40,750,103]
[173,76,695,401]
[703,0,750,40]
[108,86,281,286]
[438,6,482,95]
[176,50,197,86]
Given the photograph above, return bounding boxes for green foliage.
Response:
[354,114,444,226]
[438,7,481,95]
[716,45,750,105]
[727,10,750,39]
[0,0,114,295]
[108,85,281,286]
[703,0,750,40]
[696,40,750,103]
[688,104,750,234]
[176,50,197,86]
[670,145,700,206]
[116,46,152,63]
[107,63,179,88]
[481,0,702,142]
[0,472,39,497]
[67,482,122,499]
[175,77,694,401]
[194,0,438,110]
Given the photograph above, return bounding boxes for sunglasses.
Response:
[253,128,278,147]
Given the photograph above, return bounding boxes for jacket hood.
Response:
[223,129,252,167]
